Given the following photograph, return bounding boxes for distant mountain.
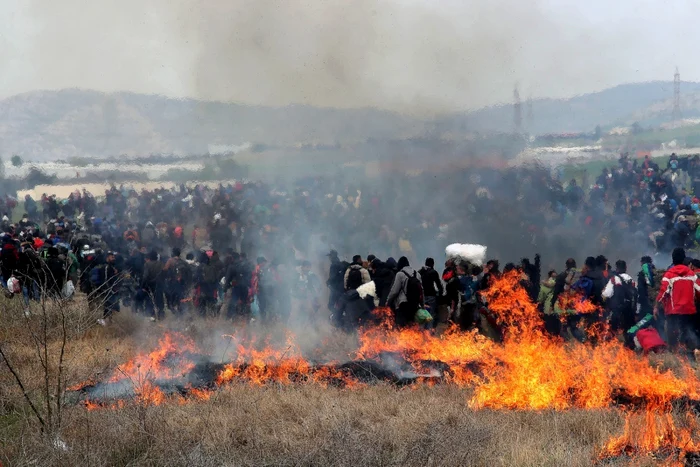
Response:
[0,89,424,160]
[2,83,700,160]
[435,81,700,135]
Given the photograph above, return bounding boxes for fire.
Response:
[600,410,700,465]
[76,332,205,408]
[71,271,700,464]
[107,332,199,384]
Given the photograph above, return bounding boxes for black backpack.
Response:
[346,265,363,290]
[403,270,424,309]
[613,275,637,312]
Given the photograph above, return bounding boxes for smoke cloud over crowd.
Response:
[4,0,693,112]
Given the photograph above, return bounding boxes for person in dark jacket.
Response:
[337,286,375,330]
[141,250,164,320]
[369,258,395,308]
[210,220,233,253]
[195,251,219,317]
[162,247,188,316]
[521,254,541,303]
[387,256,422,328]
[326,250,347,314]
[419,257,443,320]
[125,247,145,284]
[479,259,500,292]
[96,251,121,326]
[458,263,480,331]
[584,256,605,306]
[224,252,244,319]
[441,259,462,325]
[43,246,66,298]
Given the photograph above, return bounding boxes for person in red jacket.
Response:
[654,248,700,352]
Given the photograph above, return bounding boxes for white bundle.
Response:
[356,280,377,299]
[445,244,487,266]
[356,280,379,307]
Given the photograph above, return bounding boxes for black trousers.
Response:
[396,302,416,328]
[666,314,700,352]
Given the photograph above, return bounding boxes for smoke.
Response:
[182,0,619,113]
[8,0,633,113]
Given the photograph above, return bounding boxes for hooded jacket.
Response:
[419,266,444,297]
[656,264,700,315]
[372,262,396,307]
[387,266,421,309]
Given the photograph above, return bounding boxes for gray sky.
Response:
[0,0,696,113]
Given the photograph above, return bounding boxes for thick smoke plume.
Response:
[12,0,623,112]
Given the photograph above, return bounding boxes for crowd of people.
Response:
[0,152,699,353]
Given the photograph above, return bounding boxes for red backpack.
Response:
[636,328,665,354]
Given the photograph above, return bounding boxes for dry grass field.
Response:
[0,293,694,467]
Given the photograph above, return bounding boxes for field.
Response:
[0,308,626,467]
[3,274,700,466]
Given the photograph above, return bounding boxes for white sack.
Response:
[356,280,379,307]
[356,280,376,299]
[445,244,487,266]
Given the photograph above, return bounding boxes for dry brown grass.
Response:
[0,301,678,467]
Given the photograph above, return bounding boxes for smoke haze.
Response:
[3,0,697,113]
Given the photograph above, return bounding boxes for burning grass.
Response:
[4,272,700,465]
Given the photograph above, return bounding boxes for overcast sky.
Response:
[0,0,696,114]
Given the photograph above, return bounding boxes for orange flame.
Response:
[600,410,700,465]
[74,271,700,464]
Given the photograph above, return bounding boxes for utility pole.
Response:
[673,67,681,121]
[514,85,522,134]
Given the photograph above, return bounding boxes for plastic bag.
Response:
[7,276,20,294]
[62,280,75,299]
[415,308,433,324]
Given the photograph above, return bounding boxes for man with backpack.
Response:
[344,254,370,291]
[387,256,423,328]
[654,247,700,353]
[602,260,637,333]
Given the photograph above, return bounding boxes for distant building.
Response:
[608,127,631,136]
[207,143,252,155]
